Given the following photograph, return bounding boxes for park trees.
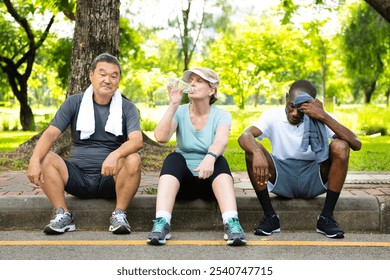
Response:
[2,0,390,130]
[8,0,122,158]
[207,16,317,109]
[341,1,390,103]
[118,22,182,107]
[365,0,390,22]
[204,0,389,107]
[0,0,56,130]
[67,0,120,96]
[168,0,232,103]
[117,0,233,107]
[163,0,233,72]
[46,0,121,156]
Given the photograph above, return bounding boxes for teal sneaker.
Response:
[147,217,171,245]
[224,217,247,246]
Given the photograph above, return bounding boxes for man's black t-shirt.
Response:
[51,93,140,172]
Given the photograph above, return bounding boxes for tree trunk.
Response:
[147,90,155,108]
[67,0,120,97]
[178,0,207,104]
[365,0,390,23]
[364,80,377,104]
[321,64,327,98]
[3,63,35,130]
[1,0,54,131]
[10,0,169,170]
[49,0,161,158]
[49,0,121,156]
[19,99,35,131]
[252,91,259,107]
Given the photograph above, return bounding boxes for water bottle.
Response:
[167,77,190,93]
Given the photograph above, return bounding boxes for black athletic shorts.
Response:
[64,160,116,199]
[160,152,232,200]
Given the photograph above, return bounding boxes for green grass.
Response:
[224,137,271,172]
[1,104,389,171]
[331,104,390,136]
[1,130,388,172]
[225,135,390,172]
[0,131,38,152]
[0,131,37,171]
[348,135,390,171]
[223,104,390,172]
[0,105,56,132]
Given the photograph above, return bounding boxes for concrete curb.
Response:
[0,193,384,233]
[1,171,390,233]
[377,196,390,233]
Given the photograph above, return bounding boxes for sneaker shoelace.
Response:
[50,213,66,223]
[261,215,276,226]
[322,216,338,225]
[50,212,71,224]
[113,213,127,223]
[152,218,166,233]
[227,219,242,234]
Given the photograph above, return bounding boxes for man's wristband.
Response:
[207,151,218,158]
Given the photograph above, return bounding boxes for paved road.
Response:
[1,230,389,279]
[1,172,390,279]
[1,230,390,260]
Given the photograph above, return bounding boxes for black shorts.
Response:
[64,160,116,199]
[160,152,232,200]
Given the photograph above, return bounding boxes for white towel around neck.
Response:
[76,84,123,140]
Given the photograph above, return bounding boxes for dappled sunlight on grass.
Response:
[333,104,390,136]
[0,131,37,152]
[1,105,389,172]
[349,135,390,171]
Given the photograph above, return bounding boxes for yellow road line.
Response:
[1,240,390,247]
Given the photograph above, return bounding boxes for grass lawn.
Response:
[1,104,389,172]
[0,130,389,172]
[225,135,390,172]
[0,131,38,152]
[348,135,390,171]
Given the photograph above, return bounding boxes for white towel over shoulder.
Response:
[76,84,123,140]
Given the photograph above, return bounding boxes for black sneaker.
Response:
[316,215,344,238]
[253,214,281,236]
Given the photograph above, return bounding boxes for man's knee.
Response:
[41,152,64,169]
[330,139,350,161]
[123,153,141,174]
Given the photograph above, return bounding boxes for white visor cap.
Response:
[182,68,219,87]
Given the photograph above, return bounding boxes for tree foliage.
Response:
[206,16,319,109]
[2,0,390,130]
[66,0,120,96]
[364,0,390,22]
[0,0,56,130]
[165,0,233,103]
[341,1,390,103]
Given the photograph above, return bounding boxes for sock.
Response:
[255,189,276,217]
[156,210,172,224]
[320,190,340,217]
[222,211,238,224]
